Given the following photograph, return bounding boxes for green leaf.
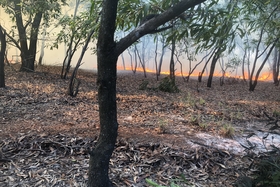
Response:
[145,179,167,187]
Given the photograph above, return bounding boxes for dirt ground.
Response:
[0,64,280,186]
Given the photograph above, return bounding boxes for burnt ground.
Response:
[0,64,280,186]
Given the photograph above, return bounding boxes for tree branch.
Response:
[5,32,21,50]
[115,0,206,56]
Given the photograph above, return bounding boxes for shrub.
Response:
[158,77,179,93]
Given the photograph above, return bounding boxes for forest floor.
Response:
[0,64,280,187]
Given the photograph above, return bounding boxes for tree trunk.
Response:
[68,29,95,96]
[133,45,138,74]
[170,35,176,81]
[87,0,207,185]
[207,51,220,88]
[135,45,147,77]
[198,50,214,82]
[88,51,118,187]
[241,47,247,82]
[249,40,277,91]
[87,0,118,186]
[38,23,47,66]
[273,48,280,86]
[154,35,159,81]
[0,26,6,87]
[157,37,166,76]
[127,48,136,74]
[121,53,126,70]
[13,0,43,72]
[20,51,35,72]
[22,11,42,72]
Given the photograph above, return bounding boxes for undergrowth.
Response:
[158,77,179,93]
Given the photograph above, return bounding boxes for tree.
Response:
[155,33,167,78]
[87,0,207,186]
[273,47,280,86]
[56,0,95,79]
[67,3,101,97]
[241,0,280,91]
[0,0,66,72]
[0,26,6,87]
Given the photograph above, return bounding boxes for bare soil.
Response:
[0,64,280,186]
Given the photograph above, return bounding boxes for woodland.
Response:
[0,0,280,187]
[1,64,279,187]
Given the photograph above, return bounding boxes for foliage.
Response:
[254,155,280,187]
[174,0,241,54]
[242,111,280,187]
[139,79,149,90]
[146,175,194,187]
[0,0,67,71]
[1,0,67,45]
[158,76,179,93]
[158,120,168,134]
[53,4,99,50]
[272,110,280,118]
[220,123,235,138]
[241,0,280,46]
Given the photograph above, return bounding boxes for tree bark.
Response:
[273,47,280,86]
[88,0,119,186]
[12,0,42,72]
[198,50,214,82]
[0,26,6,87]
[170,35,176,81]
[241,46,247,82]
[207,49,220,88]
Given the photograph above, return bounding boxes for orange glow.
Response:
[258,72,272,81]
[117,66,274,81]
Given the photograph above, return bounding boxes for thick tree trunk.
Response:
[207,52,220,88]
[20,52,35,72]
[0,27,6,87]
[13,0,42,72]
[88,51,118,187]
[88,0,118,186]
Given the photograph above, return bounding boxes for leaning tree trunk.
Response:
[207,51,220,88]
[0,26,6,87]
[249,40,277,91]
[68,29,95,97]
[198,50,214,82]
